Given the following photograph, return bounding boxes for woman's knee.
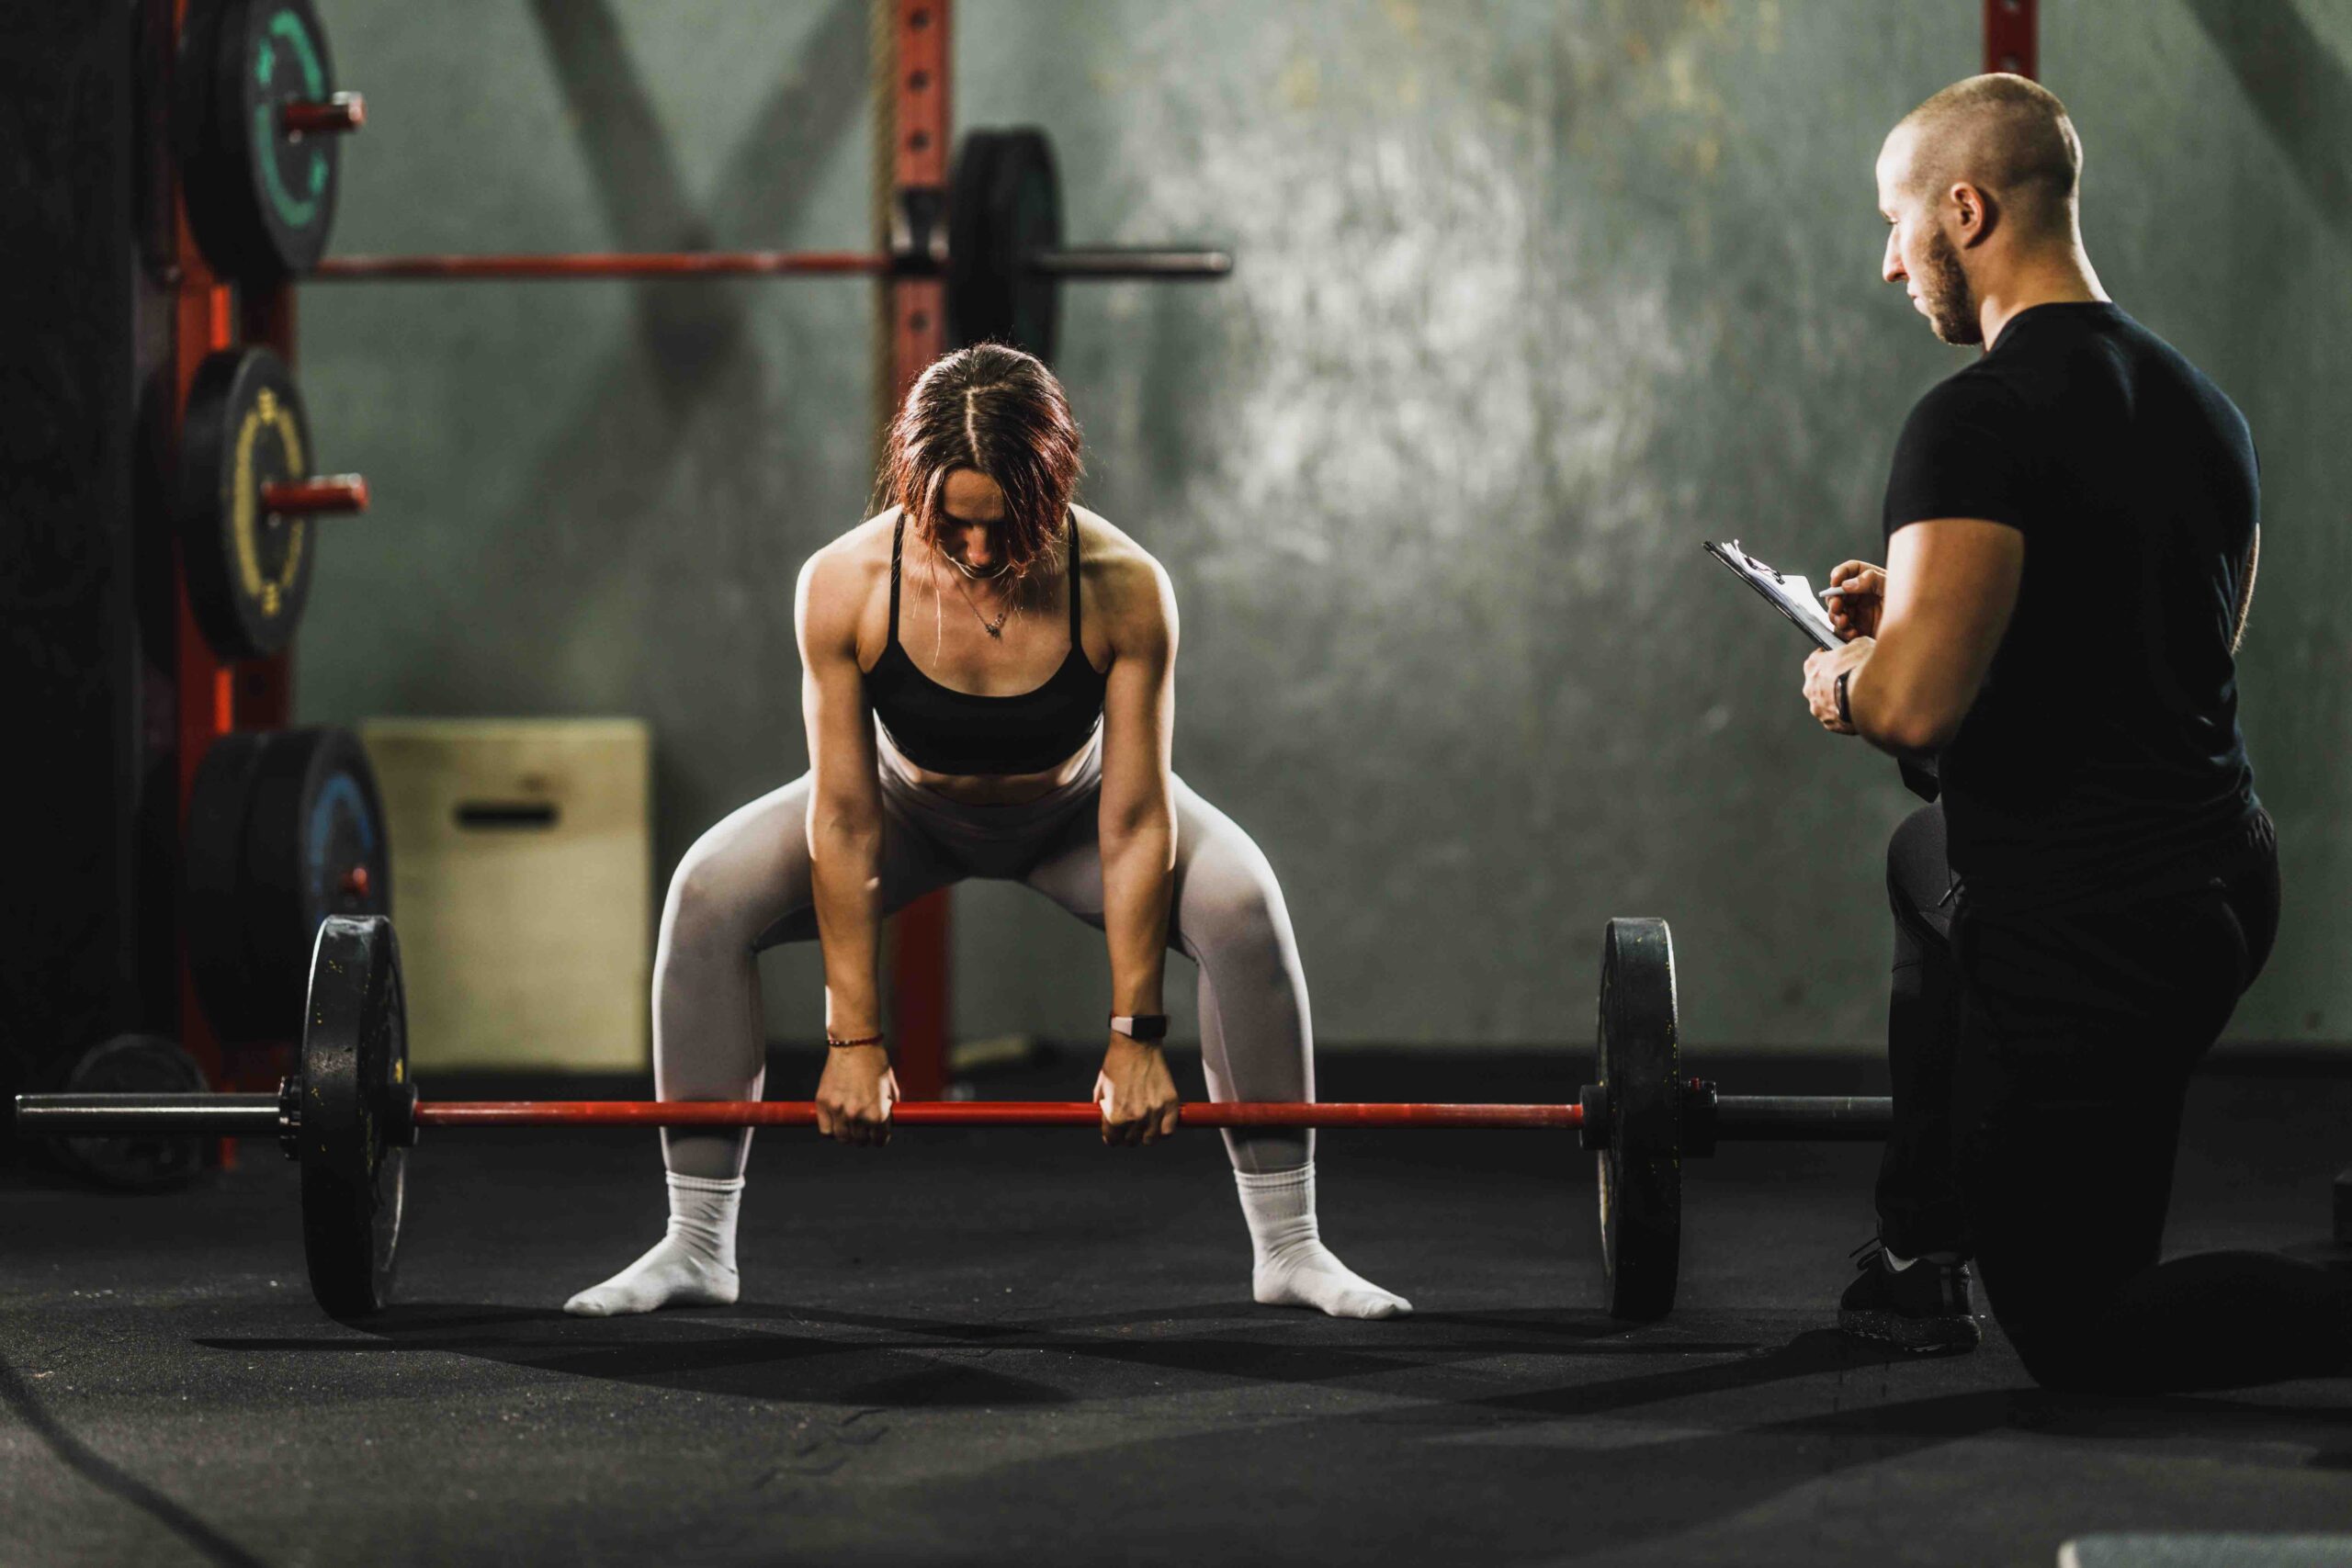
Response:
[1177,851,1289,961]
[661,835,770,957]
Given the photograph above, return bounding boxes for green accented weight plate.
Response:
[1597,917,1681,1321]
[179,0,343,278]
[300,914,408,1317]
[188,727,391,1044]
[949,127,1063,362]
[178,347,315,660]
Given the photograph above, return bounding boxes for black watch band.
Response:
[1109,1013,1170,1043]
[1835,670,1853,728]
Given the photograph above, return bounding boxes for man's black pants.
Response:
[1876,803,2351,1391]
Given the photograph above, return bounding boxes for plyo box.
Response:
[359,718,651,1073]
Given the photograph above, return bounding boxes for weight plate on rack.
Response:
[1596,917,1681,1321]
[51,1034,210,1191]
[948,127,1063,362]
[178,347,315,660]
[178,0,343,278]
[187,727,390,1044]
[299,914,407,1317]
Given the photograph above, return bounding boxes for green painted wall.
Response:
[299,1,2352,1051]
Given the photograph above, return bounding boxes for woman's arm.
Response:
[1092,548,1181,1145]
[797,547,897,1145]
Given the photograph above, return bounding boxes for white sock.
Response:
[563,1173,743,1317]
[1235,1163,1411,1320]
[1883,1247,1960,1273]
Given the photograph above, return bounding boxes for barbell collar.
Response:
[1025,247,1233,280]
[1712,1094,1894,1141]
[12,1093,283,1137]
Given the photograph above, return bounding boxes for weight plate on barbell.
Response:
[178,347,316,660]
[188,727,391,1045]
[51,1034,210,1192]
[1596,917,1681,1321]
[300,914,408,1317]
[178,0,344,278]
[949,127,1063,362]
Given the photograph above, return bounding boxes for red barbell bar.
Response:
[413,1100,1582,1131]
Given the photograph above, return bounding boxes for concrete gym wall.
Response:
[298,0,2352,1054]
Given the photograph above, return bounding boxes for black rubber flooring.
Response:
[6,1050,2350,1568]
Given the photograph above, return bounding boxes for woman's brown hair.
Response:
[876,344,1084,584]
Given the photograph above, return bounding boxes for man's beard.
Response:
[1920,229,1982,345]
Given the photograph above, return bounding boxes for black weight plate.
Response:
[187,727,391,1044]
[1596,917,1681,1321]
[179,0,342,278]
[178,347,315,660]
[53,1035,210,1192]
[946,129,1004,349]
[300,914,408,1317]
[948,127,1063,361]
[186,729,272,1039]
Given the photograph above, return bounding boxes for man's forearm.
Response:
[1099,820,1174,1015]
[1845,637,1959,759]
[808,820,884,1032]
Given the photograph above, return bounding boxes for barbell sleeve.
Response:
[12,1093,283,1137]
[261,476,371,515]
[1024,247,1234,279]
[280,94,366,136]
[1712,1094,1893,1141]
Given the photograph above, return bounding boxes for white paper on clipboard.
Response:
[1702,539,1841,650]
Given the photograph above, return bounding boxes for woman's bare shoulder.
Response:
[1073,505,1176,645]
[797,511,899,641]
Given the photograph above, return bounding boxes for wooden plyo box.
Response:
[359,719,652,1073]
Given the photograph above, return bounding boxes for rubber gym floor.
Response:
[6,1049,2348,1568]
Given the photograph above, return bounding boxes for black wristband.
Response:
[1835,670,1853,728]
[826,1032,886,1051]
[1109,1013,1170,1043]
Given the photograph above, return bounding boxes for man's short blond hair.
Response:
[1892,73,2082,236]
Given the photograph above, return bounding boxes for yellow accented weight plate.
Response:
[178,347,315,659]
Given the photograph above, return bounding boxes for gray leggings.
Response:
[653,742,1314,1178]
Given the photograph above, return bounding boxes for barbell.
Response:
[176,0,1231,367]
[10,916,1893,1323]
[309,127,1230,364]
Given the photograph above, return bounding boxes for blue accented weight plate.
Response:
[187,727,390,1044]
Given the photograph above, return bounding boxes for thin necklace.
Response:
[936,553,1013,638]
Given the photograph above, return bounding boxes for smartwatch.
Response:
[1109,1013,1170,1043]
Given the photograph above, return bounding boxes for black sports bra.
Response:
[863,513,1109,775]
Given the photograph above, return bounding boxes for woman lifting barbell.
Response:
[566,344,1409,1321]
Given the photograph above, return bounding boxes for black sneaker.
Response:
[1838,1237,1983,1355]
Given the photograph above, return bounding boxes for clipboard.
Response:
[1703,538,1941,801]
[1702,539,1839,651]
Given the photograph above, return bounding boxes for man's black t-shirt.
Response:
[1881,302,2259,901]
